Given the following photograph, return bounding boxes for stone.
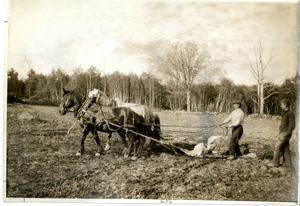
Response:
[18,114,34,120]
[176,187,185,192]
[247,153,257,158]
[207,135,230,154]
[148,168,156,173]
[260,165,268,173]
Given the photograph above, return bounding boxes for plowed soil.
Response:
[5,105,297,201]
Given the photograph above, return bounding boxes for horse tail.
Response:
[154,114,161,140]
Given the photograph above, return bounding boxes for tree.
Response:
[26,69,38,98]
[7,68,19,97]
[215,78,235,113]
[20,56,36,98]
[247,40,278,115]
[158,41,210,112]
[280,77,297,112]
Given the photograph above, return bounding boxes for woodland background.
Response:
[7,42,297,116]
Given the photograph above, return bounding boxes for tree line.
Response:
[7,41,297,115]
[7,66,296,115]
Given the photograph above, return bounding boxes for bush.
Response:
[206,103,215,112]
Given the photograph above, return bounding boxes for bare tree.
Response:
[247,40,278,115]
[158,41,210,113]
[20,56,36,98]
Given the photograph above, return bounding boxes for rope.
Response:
[105,121,179,153]
[141,123,219,128]
[67,121,77,135]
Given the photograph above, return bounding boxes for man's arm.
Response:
[219,112,233,126]
[285,112,295,137]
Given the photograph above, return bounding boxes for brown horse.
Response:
[90,90,161,151]
[59,88,146,159]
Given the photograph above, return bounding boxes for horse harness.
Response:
[78,97,139,136]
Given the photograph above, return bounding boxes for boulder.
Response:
[247,153,257,158]
[207,135,230,154]
[18,113,34,120]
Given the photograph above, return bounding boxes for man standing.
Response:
[219,100,245,160]
[269,99,295,168]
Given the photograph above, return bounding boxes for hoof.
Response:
[95,152,101,157]
[104,145,111,151]
[131,156,138,161]
[124,154,129,158]
[76,152,82,156]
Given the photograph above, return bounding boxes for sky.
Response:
[7,0,297,86]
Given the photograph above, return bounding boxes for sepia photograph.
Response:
[3,0,299,204]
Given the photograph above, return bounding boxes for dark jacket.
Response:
[279,110,295,137]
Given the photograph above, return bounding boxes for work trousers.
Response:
[229,125,243,156]
[273,132,292,167]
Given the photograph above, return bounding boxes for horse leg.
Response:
[133,137,139,156]
[149,139,156,150]
[94,132,104,157]
[137,136,145,157]
[76,126,90,156]
[117,130,128,155]
[125,133,134,158]
[132,128,145,160]
[104,133,112,151]
[131,138,140,161]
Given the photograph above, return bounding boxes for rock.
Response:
[176,187,185,192]
[207,135,230,154]
[195,183,200,187]
[247,153,257,158]
[260,165,268,173]
[18,114,34,120]
[148,168,156,173]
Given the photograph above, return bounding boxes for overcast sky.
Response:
[7,0,297,86]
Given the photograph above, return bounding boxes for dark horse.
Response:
[59,88,147,159]
[90,89,161,151]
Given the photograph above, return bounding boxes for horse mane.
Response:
[68,90,84,105]
[95,90,117,107]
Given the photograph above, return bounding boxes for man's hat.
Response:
[232,100,241,105]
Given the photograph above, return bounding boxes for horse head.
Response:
[59,88,82,117]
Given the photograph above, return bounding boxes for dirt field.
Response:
[5,104,297,201]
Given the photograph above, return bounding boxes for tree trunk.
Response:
[260,83,264,115]
[216,91,221,111]
[152,82,155,108]
[187,90,190,113]
[257,83,260,114]
[219,99,224,113]
[28,81,31,98]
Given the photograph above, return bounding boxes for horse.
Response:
[90,89,161,151]
[59,88,146,159]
